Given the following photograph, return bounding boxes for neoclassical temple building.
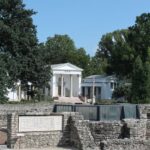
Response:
[48,63,83,98]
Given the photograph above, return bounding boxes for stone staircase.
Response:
[54,97,84,104]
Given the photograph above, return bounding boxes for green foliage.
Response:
[131,49,150,103]
[131,56,143,102]
[0,54,10,103]
[96,13,150,79]
[112,85,131,101]
[71,48,91,77]
[96,29,134,78]
[45,34,76,64]
[44,34,91,77]
[95,99,118,105]
[128,13,150,62]
[44,34,105,77]
[0,0,51,99]
[96,13,150,103]
[85,56,107,76]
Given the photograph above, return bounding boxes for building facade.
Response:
[44,63,83,98]
[81,75,117,100]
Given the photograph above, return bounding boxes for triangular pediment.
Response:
[51,63,83,71]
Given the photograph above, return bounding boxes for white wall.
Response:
[7,89,18,101]
[82,77,116,100]
[72,75,79,97]
[63,74,71,97]
[50,74,80,97]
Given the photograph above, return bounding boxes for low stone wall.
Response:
[89,121,123,145]
[122,119,147,139]
[0,103,54,114]
[7,112,99,150]
[100,139,150,150]
[13,132,63,149]
[138,104,150,119]
[89,119,147,147]
[7,112,71,149]
[0,103,54,130]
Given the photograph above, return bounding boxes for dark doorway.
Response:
[58,86,61,96]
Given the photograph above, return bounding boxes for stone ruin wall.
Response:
[100,139,150,150]
[6,111,150,150]
[89,119,148,150]
[0,103,54,129]
[1,104,150,149]
[7,112,73,149]
[0,103,54,145]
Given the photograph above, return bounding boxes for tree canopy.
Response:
[44,34,91,77]
[96,13,150,102]
[0,0,51,100]
[96,29,134,78]
[96,13,150,79]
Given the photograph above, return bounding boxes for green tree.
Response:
[141,48,150,102]
[112,85,131,101]
[0,55,9,102]
[45,34,76,64]
[128,13,150,102]
[96,13,150,79]
[128,13,150,62]
[96,29,134,79]
[96,13,150,103]
[45,34,90,77]
[131,56,148,103]
[71,48,91,77]
[85,56,106,76]
[0,0,51,100]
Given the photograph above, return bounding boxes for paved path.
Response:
[0,145,77,150]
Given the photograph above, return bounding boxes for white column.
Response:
[18,85,21,101]
[17,81,21,101]
[61,75,63,97]
[70,75,73,97]
[92,77,95,104]
[52,74,56,97]
[92,77,95,98]
[78,74,82,96]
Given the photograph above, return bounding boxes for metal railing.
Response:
[53,104,140,121]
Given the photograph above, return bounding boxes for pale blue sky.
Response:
[24,0,150,56]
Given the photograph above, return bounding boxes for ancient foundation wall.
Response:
[89,121,123,145]
[0,103,54,129]
[100,139,150,150]
[2,104,150,150]
[7,112,72,149]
